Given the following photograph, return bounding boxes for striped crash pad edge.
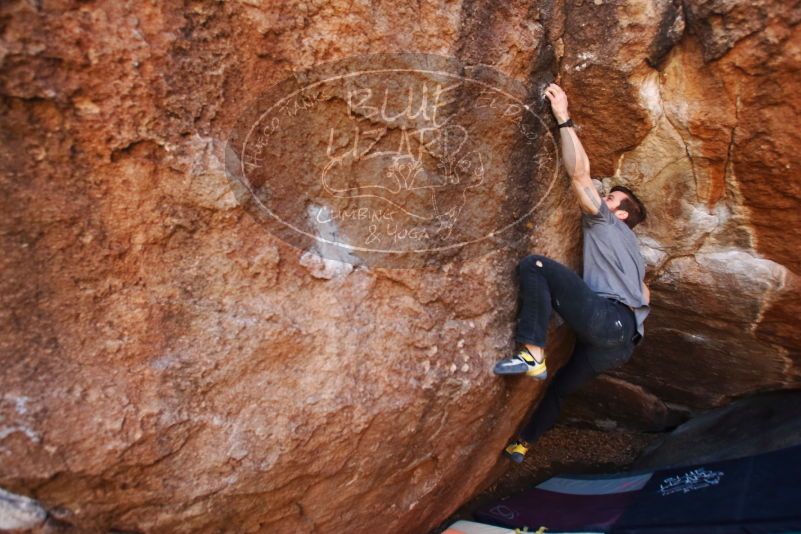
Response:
[444,519,603,534]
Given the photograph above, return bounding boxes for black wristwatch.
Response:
[557,118,574,128]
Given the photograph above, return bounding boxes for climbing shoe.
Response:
[504,439,529,463]
[493,347,547,379]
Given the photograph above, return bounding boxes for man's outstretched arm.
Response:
[544,83,602,215]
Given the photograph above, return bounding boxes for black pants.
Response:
[514,255,638,443]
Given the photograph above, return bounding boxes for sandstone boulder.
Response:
[2,1,801,533]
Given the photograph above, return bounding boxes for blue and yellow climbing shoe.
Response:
[493,347,547,379]
[504,439,530,463]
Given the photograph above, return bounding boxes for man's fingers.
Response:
[545,87,561,97]
[544,90,561,104]
[548,83,565,97]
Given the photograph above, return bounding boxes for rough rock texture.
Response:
[600,0,801,413]
[0,487,47,531]
[2,1,801,533]
[634,389,801,470]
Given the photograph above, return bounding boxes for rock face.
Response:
[633,389,801,470]
[1,1,800,533]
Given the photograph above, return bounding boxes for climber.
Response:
[492,82,650,463]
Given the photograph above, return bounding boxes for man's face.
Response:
[604,190,630,221]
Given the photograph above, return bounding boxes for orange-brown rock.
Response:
[2,1,801,533]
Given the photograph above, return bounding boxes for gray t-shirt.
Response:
[582,202,649,338]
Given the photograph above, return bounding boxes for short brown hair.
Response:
[610,185,647,229]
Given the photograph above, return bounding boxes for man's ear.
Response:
[614,209,629,221]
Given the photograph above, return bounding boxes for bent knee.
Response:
[519,254,549,270]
